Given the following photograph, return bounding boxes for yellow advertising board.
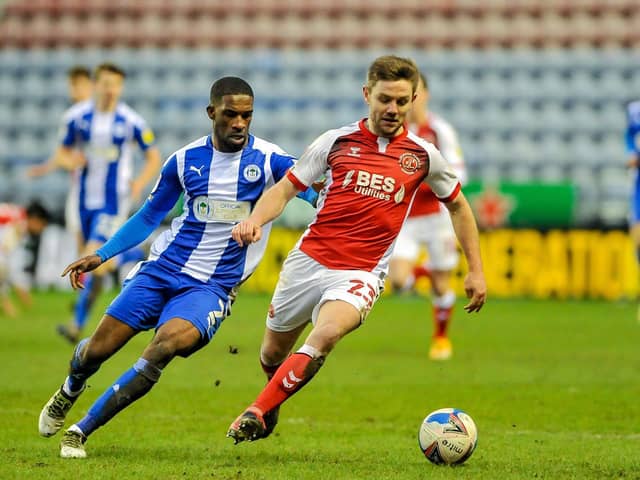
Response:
[242,228,637,300]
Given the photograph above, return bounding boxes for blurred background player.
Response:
[0,203,27,316]
[47,62,161,343]
[66,65,94,104]
[388,72,467,360]
[0,201,51,316]
[625,99,640,318]
[28,65,94,250]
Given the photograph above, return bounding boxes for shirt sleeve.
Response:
[95,155,181,261]
[425,143,461,203]
[95,201,164,262]
[132,117,156,152]
[59,114,77,147]
[146,154,183,211]
[270,152,297,182]
[287,130,334,189]
[268,150,318,206]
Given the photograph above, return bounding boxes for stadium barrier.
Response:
[242,227,637,300]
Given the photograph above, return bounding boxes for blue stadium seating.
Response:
[0,46,637,226]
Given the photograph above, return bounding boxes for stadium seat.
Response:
[0,170,14,201]
[1,38,638,226]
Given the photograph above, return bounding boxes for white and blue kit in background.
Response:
[60,100,156,242]
[96,134,316,342]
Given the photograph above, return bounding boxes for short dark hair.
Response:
[67,65,91,80]
[94,62,126,79]
[209,77,254,105]
[25,201,50,222]
[367,55,419,93]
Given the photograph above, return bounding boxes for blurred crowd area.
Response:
[1,0,639,229]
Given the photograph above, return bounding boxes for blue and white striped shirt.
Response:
[97,134,301,290]
[60,100,155,214]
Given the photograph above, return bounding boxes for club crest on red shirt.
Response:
[398,152,421,174]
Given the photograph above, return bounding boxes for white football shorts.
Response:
[266,248,384,333]
[391,210,459,271]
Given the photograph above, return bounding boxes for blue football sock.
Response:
[64,338,99,394]
[73,275,93,330]
[75,358,162,437]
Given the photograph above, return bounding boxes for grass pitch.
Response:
[1,291,639,479]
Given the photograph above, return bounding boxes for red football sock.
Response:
[433,305,453,338]
[253,352,317,414]
[413,265,431,281]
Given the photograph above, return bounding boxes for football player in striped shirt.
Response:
[38,76,317,459]
[46,63,161,343]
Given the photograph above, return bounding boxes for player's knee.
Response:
[147,332,198,364]
[146,336,178,364]
[81,337,111,365]
[261,330,299,364]
[260,346,288,366]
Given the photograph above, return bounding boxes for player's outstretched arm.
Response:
[61,254,103,290]
[445,191,487,312]
[51,146,86,171]
[26,158,58,178]
[232,176,301,247]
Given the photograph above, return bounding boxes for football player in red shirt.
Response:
[227,55,486,443]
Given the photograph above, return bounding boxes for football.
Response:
[418,408,478,465]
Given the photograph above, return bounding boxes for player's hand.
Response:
[463,271,486,313]
[71,151,87,169]
[231,221,262,247]
[61,254,103,289]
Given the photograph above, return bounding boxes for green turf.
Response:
[1,291,639,479]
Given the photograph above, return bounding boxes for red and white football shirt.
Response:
[408,112,466,218]
[286,119,460,274]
